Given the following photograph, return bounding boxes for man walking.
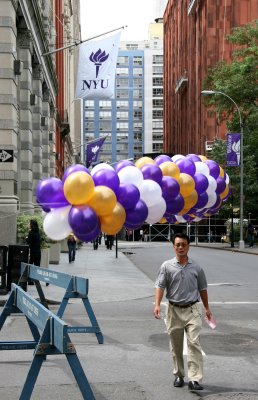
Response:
[154,233,212,390]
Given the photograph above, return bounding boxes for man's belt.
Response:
[169,300,198,308]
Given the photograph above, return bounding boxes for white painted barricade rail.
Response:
[0,284,95,400]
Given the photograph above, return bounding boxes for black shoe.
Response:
[188,381,203,390]
[174,377,184,387]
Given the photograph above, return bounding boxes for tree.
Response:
[203,19,258,219]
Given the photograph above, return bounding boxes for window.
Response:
[133,100,142,108]
[152,110,163,119]
[133,78,143,87]
[133,122,142,130]
[116,132,128,141]
[133,68,143,76]
[153,121,163,129]
[153,66,163,75]
[134,144,143,152]
[153,88,163,97]
[116,78,129,87]
[117,143,128,151]
[153,55,163,64]
[153,143,163,152]
[85,133,94,141]
[117,56,128,65]
[133,89,143,98]
[153,77,163,86]
[85,100,94,107]
[85,111,94,118]
[99,111,112,119]
[133,56,143,66]
[117,111,128,119]
[116,88,129,98]
[85,121,95,131]
[117,100,128,108]
[134,110,142,119]
[116,122,128,130]
[152,133,163,141]
[126,43,139,50]
[99,100,111,108]
[153,99,163,107]
[134,132,142,141]
[99,121,112,131]
[116,67,128,76]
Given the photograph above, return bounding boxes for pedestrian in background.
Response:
[247,223,255,248]
[154,232,212,391]
[106,235,114,250]
[93,237,99,250]
[67,233,76,263]
[26,219,41,267]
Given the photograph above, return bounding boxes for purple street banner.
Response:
[86,136,107,168]
[75,32,121,100]
[226,133,241,166]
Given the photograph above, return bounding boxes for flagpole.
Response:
[86,135,109,145]
[42,26,127,56]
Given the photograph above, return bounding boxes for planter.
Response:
[49,243,61,264]
[61,239,68,253]
[40,248,49,268]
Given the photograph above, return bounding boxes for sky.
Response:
[80,0,163,42]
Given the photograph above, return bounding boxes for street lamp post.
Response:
[201,90,244,249]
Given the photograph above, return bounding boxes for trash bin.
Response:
[7,245,29,291]
[0,246,8,293]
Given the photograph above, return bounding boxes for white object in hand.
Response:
[205,315,217,329]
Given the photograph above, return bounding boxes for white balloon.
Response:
[205,192,217,208]
[145,197,166,224]
[225,173,230,184]
[43,205,72,241]
[118,166,144,190]
[140,180,162,207]
[193,217,202,222]
[91,163,114,176]
[194,161,210,176]
[171,154,185,162]
[175,215,187,223]
[206,175,217,195]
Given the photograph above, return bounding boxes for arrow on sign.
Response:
[0,150,14,162]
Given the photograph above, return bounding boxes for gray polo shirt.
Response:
[155,257,207,304]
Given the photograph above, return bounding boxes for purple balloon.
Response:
[154,154,172,166]
[166,215,177,224]
[176,158,196,177]
[141,164,163,184]
[116,184,140,210]
[215,176,226,194]
[63,164,90,182]
[191,192,209,210]
[93,169,120,194]
[36,178,69,208]
[68,206,99,235]
[124,221,144,230]
[182,214,195,222]
[186,154,201,162]
[160,176,180,202]
[115,160,135,173]
[125,199,148,226]
[165,193,185,215]
[194,173,209,194]
[205,160,220,179]
[74,223,101,242]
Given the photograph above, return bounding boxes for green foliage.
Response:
[17,214,50,249]
[203,19,258,218]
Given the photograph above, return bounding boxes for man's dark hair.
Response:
[171,232,190,244]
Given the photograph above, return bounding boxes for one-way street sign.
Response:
[0,149,14,162]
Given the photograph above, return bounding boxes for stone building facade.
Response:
[0,0,81,245]
[163,0,258,156]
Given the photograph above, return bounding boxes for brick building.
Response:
[163,0,258,155]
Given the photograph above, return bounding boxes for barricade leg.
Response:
[82,298,104,344]
[66,353,96,400]
[19,355,45,400]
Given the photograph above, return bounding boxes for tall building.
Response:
[163,0,258,156]
[0,0,81,244]
[83,23,163,165]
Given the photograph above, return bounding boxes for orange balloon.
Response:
[183,190,198,209]
[177,207,191,215]
[219,166,225,178]
[159,217,167,224]
[88,186,117,216]
[198,155,208,161]
[178,173,195,197]
[100,203,126,234]
[159,162,180,179]
[135,157,155,169]
[220,184,229,200]
[64,171,94,205]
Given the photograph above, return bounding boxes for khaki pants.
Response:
[166,302,203,382]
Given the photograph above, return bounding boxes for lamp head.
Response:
[201,90,217,95]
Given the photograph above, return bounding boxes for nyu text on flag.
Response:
[86,136,107,168]
[75,32,121,100]
[226,133,241,166]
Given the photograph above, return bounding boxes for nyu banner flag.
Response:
[75,32,121,100]
[86,136,107,168]
[226,133,241,166]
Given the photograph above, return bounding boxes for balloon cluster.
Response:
[36,154,230,242]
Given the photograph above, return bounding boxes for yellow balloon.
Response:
[64,171,95,205]
[88,186,117,216]
[159,162,180,179]
[220,184,229,200]
[135,157,155,169]
[183,190,198,209]
[100,203,126,234]
[178,207,190,215]
[178,173,195,197]
[219,166,225,178]
[159,217,167,224]
[198,155,208,161]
